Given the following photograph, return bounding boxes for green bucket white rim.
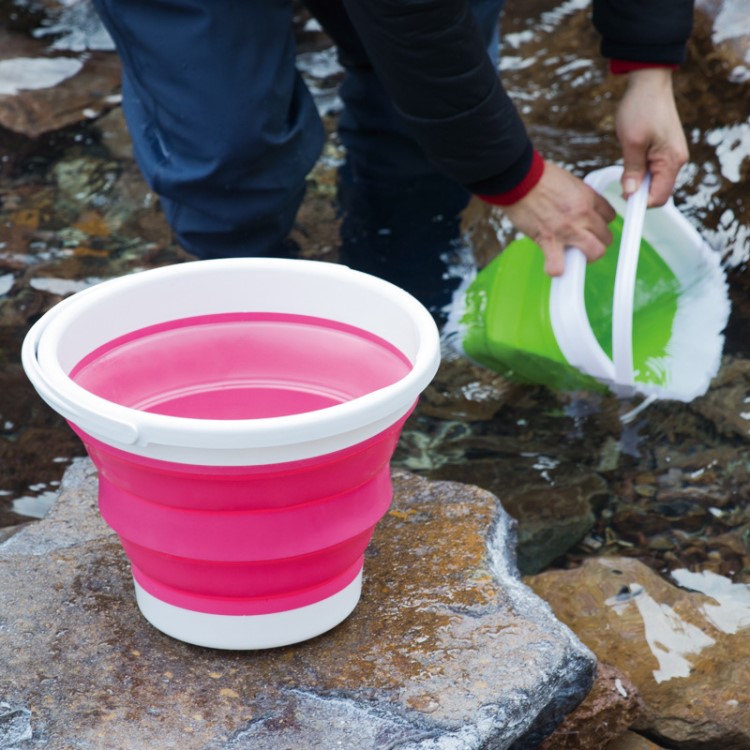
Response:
[549,165,729,401]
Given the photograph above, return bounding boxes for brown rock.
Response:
[605,731,670,749]
[527,557,750,749]
[538,663,644,750]
[0,460,595,749]
[0,26,120,138]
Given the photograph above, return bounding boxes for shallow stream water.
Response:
[1,0,749,604]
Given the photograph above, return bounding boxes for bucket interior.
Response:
[28,260,441,461]
[69,312,413,420]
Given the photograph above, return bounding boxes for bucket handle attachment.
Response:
[21,300,140,446]
[549,167,650,391]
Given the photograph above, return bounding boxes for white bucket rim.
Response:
[22,258,441,463]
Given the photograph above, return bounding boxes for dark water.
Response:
[1,0,749,589]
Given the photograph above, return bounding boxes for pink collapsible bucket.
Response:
[22,258,440,649]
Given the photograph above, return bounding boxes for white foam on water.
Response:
[712,0,750,44]
[705,120,750,183]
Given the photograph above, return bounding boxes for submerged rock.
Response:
[690,356,750,440]
[527,557,750,749]
[430,459,606,575]
[0,459,595,750]
[605,733,670,750]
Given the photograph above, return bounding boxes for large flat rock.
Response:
[0,459,595,749]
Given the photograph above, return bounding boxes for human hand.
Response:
[502,162,616,277]
[615,67,689,206]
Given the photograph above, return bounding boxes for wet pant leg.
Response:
[304,0,506,320]
[92,0,325,259]
[305,0,505,185]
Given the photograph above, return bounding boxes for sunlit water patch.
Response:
[29,276,104,295]
[606,583,717,684]
[0,274,14,296]
[296,47,344,116]
[12,488,59,519]
[672,569,750,635]
[710,0,750,82]
[30,0,114,52]
[0,57,83,95]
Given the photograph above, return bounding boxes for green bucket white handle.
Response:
[550,166,651,394]
[457,165,730,402]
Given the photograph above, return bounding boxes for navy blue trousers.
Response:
[93,0,505,260]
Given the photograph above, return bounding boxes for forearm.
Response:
[341,0,535,193]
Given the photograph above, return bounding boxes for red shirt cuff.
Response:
[610,60,679,75]
[477,150,545,207]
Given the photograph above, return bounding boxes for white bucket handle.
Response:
[21,294,141,445]
[550,166,650,390]
[612,173,650,387]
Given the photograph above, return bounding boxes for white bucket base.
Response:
[133,570,363,650]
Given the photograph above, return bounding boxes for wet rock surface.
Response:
[0,459,596,750]
[0,1,118,140]
[527,557,750,749]
[605,734,669,750]
[538,663,644,750]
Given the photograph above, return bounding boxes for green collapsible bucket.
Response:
[458,166,730,402]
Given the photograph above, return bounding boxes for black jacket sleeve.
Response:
[341,0,695,197]
[593,0,695,64]
[341,0,534,194]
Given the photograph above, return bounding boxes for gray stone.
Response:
[0,701,32,748]
[0,460,595,749]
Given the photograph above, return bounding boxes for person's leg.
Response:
[303,0,506,321]
[93,0,325,259]
[305,0,505,186]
